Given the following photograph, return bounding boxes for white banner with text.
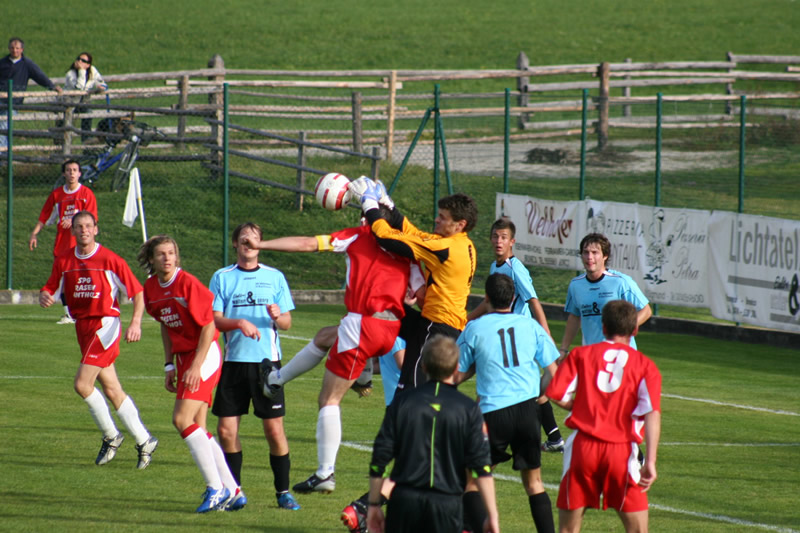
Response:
[707,211,800,332]
[496,194,711,308]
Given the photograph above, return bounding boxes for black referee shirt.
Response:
[370,380,491,495]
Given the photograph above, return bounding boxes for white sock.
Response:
[63,305,72,318]
[115,395,151,446]
[315,404,340,478]
[183,426,223,489]
[277,341,327,385]
[84,388,118,439]
[207,432,239,491]
[356,359,373,386]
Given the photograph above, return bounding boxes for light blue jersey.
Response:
[458,312,558,414]
[209,264,295,363]
[379,337,405,406]
[564,269,649,349]
[489,256,538,318]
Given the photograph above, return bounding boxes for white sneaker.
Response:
[57,315,76,325]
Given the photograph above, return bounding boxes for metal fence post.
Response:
[222,83,230,267]
[433,84,441,221]
[655,92,662,206]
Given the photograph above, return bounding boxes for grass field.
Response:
[2,303,798,532]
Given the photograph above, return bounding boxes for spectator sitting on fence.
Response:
[58,52,107,143]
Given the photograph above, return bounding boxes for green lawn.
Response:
[1,303,798,532]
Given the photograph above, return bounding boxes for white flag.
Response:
[122,168,140,228]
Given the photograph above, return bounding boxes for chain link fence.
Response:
[3,79,799,297]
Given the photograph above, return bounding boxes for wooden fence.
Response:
[2,51,800,165]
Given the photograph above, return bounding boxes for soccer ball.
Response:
[315,173,352,210]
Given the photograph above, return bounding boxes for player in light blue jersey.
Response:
[468,218,549,333]
[560,233,652,356]
[457,273,558,533]
[468,218,564,452]
[208,222,300,511]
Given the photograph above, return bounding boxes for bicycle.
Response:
[54,118,167,192]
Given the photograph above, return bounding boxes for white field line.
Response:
[340,441,799,533]
[663,393,799,416]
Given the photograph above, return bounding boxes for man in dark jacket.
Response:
[1,37,62,147]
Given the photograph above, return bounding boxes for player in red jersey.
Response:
[30,159,98,324]
[244,212,412,495]
[138,235,242,513]
[546,300,662,533]
[39,210,157,469]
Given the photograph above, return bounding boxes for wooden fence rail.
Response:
[3,52,800,164]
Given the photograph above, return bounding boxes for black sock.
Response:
[224,451,242,485]
[529,492,555,533]
[270,453,291,494]
[462,490,487,533]
[539,401,562,442]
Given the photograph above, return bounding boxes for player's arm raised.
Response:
[244,235,318,253]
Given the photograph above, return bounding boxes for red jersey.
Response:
[37,184,98,257]
[143,268,219,354]
[42,243,142,319]
[325,226,410,318]
[546,341,661,444]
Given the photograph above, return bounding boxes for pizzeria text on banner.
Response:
[497,193,711,308]
[708,211,800,332]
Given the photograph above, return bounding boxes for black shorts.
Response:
[397,306,461,391]
[211,361,285,419]
[386,485,462,533]
[483,396,542,470]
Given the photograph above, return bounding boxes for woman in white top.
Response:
[63,52,107,141]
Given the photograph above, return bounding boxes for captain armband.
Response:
[316,234,333,252]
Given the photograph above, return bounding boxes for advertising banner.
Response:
[584,200,711,308]
[497,194,711,308]
[708,212,800,332]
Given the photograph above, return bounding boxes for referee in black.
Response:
[366,335,500,533]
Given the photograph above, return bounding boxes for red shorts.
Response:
[76,317,121,368]
[325,312,401,380]
[175,342,222,406]
[557,431,648,512]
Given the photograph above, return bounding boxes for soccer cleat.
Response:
[292,473,335,494]
[57,314,76,325]
[541,437,565,453]
[135,436,159,470]
[259,358,282,400]
[277,491,301,510]
[350,380,373,398]
[96,433,124,465]
[223,488,248,511]
[196,486,230,513]
[341,499,368,532]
